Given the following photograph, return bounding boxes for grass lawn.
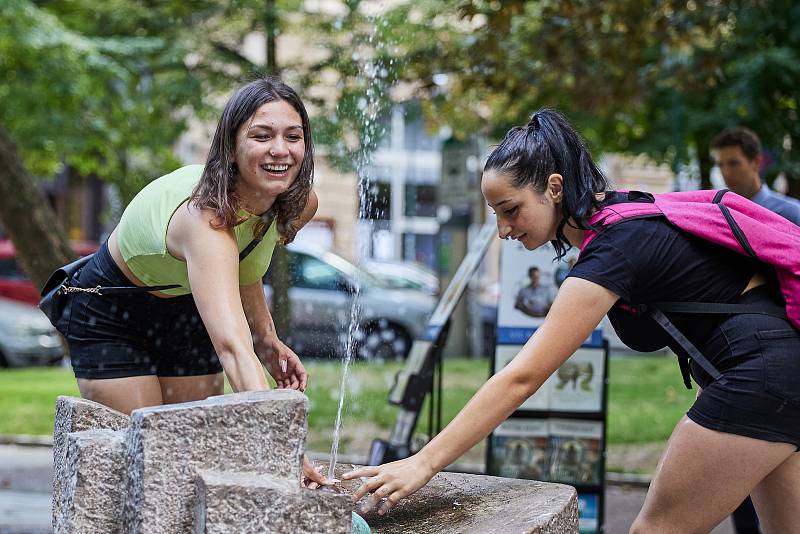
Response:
[0,355,694,460]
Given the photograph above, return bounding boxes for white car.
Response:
[0,297,65,367]
[264,243,436,361]
[362,259,439,296]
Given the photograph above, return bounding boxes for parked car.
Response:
[0,297,65,367]
[0,239,98,305]
[362,259,440,296]
[264,243,436,361]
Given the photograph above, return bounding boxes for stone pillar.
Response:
[194,470,351,534]
[59,429,127,533]
[52,396,129,532]
[123,390,307,533]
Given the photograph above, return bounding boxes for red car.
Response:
[0,239,98,305]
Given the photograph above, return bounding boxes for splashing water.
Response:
[328,9,394,480]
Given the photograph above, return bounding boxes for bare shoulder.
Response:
[167,200,236,261]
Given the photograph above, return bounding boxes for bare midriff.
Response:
[742,272,766,295]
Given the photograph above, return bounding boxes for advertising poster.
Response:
[489,419,549,481]
[490,235,607,533]
[496,240,597,346]
[547,348,605,413]
[495,346,604,413]
[578,494,600,534]
[547,419,603,486]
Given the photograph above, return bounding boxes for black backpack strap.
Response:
[239,235,263,262]
[713,189,758,259]
[647,307,727,389]
[652,301,788,319]
[639,299,786,389]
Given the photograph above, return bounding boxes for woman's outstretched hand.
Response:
[341,456,437,516]
[255,336,308,390]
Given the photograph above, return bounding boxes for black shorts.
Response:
[688,286,800,448]
[64,242,222,379]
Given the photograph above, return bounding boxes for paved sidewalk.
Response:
[0,444,733,533]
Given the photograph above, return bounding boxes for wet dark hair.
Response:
[191,76,314,243]
[484,108,609,259]
[711,127,761,161]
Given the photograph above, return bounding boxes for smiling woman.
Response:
[51,77,328,487]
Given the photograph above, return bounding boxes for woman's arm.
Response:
[238,189,318,387]
[343,277,618,514]
[240,281,307,390]
[170,205,269,392]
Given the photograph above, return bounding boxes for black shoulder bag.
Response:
[39,231,268,332]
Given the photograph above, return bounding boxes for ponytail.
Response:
[484,109,608,259]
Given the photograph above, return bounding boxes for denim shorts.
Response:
[64,242,222,379]
[688,286,800,448]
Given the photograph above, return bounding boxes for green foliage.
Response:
[0,1,210,200]
[315,0,799,189]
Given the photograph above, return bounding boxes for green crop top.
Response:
[116,164,280,296]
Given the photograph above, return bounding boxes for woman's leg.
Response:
[77,377,164,415]
[751,452,800,534]
[630,416,796,534]
[158,373,224,404]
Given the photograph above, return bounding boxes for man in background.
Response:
[514,266,554,318]
[712,127,800,225]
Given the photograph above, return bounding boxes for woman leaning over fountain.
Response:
[61,77,328,486]
[344,109,800,532]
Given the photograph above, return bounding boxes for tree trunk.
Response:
[0,125,74,291]
[697,137,713,190]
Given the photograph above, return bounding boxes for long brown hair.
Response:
[191,77,314,242]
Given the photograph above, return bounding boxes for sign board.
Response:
[488,239,608,534]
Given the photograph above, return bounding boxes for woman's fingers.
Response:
[365,482,395,511]
[341,466,378,481]
[378,492,402,516]
[289,373,300,390]
[352,475,385,502]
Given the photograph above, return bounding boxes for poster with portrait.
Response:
[546,347,605,413]
[496,240,595,346]
[546,419,603,486]
[489,418,549,481]
[498,240,558,328]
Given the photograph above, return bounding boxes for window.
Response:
[294,254,345,291]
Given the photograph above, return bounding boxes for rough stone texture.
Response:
[329,463,579,534]
[52,396,129,532]
[60,429,127,533]
[123,390,307,533]
[194,470,351,534]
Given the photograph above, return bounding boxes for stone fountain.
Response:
[52,391,578,533]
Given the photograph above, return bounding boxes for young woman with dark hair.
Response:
[344,109,800,532]
[63,77,327,486]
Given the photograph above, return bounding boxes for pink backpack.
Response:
[581,189,800,388]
